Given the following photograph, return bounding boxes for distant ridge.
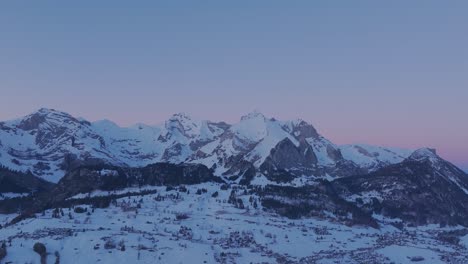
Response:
[0,108,419,183]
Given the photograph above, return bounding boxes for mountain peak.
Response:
[240,111,266,121]
[291,118,307,126]
[284,119,319,140]
[163,113,201,139]
[37,107,56,112]
[407,148,440,162]
[169,112,193,121]
[92,119,120,130]
[34,108,70,117]
[16,108,77,131]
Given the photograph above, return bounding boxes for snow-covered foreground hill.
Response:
[1,183,467,264]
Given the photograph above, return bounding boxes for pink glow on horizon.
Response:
[0,1,466,169]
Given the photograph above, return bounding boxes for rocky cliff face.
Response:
[259,138,317,182]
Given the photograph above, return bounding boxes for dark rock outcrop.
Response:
[259,138,363,182]
[259,138,318,182]
[263,138,317,169]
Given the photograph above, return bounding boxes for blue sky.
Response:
[0,1,467,169]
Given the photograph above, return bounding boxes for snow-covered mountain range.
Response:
[2,108,468,263]
[0,108,414,183]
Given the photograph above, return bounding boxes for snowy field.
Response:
[1,183,467,264]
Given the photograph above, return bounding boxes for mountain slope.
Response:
[0,108,112,182]
[339,144,413,171]
[334,148,468,226]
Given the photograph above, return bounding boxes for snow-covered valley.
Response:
[1,183,467,264]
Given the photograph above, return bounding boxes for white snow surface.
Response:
[340,144,413,169]
[1,183,466,264]
[0,192,29,201]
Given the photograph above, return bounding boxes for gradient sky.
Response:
[0,1,467,169]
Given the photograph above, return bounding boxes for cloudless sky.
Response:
[0,1,467,169]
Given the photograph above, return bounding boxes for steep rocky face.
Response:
[16,110,48,131]
[18,108,98,149]
[263,138,317,170]
[162,113,200,139]
[285,119,320,141]
[259,138,317,181]
[259,137,365,182]
[334,149,468,226]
